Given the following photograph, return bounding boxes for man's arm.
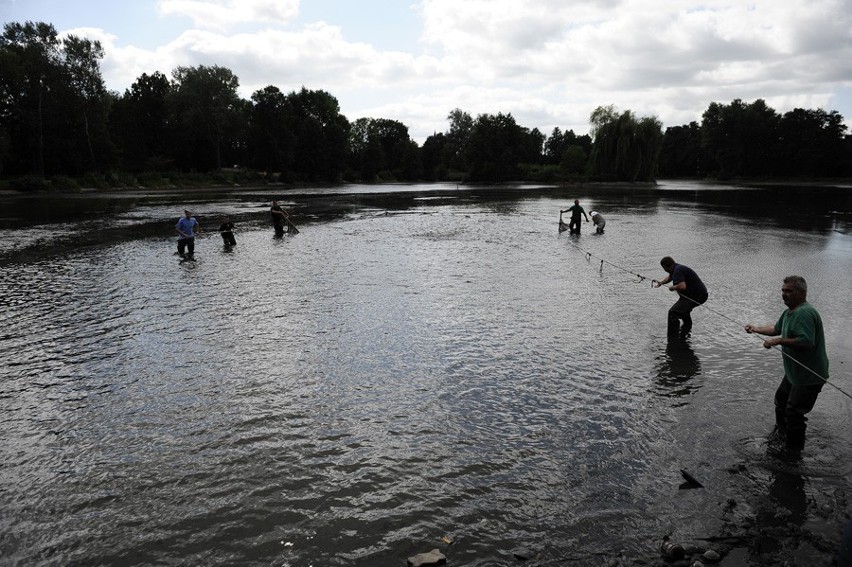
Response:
[652,274,673,287]
[745,323,786,348]
[761,335,812,349]
[745,323,778,336]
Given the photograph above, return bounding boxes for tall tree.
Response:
[701,98,779,178]
[169,65,244,171]
[420,132,448,181]
[777,108,848,177]
[247,85,295,175]
[348,117,420,181]
[659,122,702,177]
[109,71,173,171]
[544,127,581,165]
[62,34,109,170]
[466,112,527,182]
[445,108,473,173]
[0,21,64,176]
[520,127,545,165]
[285,87,349,182]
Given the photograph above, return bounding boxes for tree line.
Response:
[1,21,850,190]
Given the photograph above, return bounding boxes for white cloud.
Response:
[156,0,299,30]
[62,0,852,142]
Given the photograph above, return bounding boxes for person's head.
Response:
[184,209,192,218]
[272,200,279,206]
[660,256,676,273]
[781,276,807,308]
[223,215,230,222]
[574,199,579,205]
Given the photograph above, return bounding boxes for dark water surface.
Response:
[1,181,851,566]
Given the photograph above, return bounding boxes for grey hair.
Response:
[783,275,807,295]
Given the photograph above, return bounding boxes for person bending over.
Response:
[652,256,708,340]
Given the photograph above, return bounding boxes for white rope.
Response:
[561,232,851,401]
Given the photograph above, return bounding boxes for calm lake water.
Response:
[1,181,850,566]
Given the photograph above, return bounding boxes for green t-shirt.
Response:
[567,204,585,218]
[774,302,829,386]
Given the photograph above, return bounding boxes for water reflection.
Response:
[654,339,702,402]
[768,469,808,527]
[752,468,809,556]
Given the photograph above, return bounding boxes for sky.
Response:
[3,0,852,144]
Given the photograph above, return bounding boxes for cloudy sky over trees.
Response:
[4,0,852,142]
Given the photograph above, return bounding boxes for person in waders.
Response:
[652,256,708,340]
[560,199,589,234]
[219,216,236,246]
[175,209,200,258]
[745,276,829,457]
[270,201,288,237]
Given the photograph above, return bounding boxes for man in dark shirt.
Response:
[560,199,589,234]
[270,201,287,237]
[653,256,709,340]
[219,216,236,246]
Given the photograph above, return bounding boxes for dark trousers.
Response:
[667,292,708,338]
[221,232,236,246]
[569,217,581,234]
[774,377,823,449]
[177,237,195,256]
[274,223,285,237]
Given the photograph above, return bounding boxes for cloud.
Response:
[67,0,852,143]
[156,0,299,30]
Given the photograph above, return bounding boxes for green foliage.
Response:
[49,175,80,192]
[284,87,350,182]
[466,112,543,182]
[168,65,245,171]
[776,108,848,177]
[0,22,113,176]
[79,172,111,189]
[560,145,588,176]
[348,117,420,182]
[694,98,852,179]
[247,85,295,174]
[589,106,663,181]
[659,122,703,177]
[136,172,170,188]
[109,72,172,171]
[7,174,51,192]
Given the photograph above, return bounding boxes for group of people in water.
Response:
[560,199,605,234]
[173,201,295,259]
[562,198,830,460]
[179,196,831,459]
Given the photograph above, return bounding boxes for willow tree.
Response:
[589,105,663,181]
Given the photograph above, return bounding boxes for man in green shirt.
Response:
[745,276,829,454]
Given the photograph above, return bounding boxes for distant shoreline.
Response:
[1,177,851,199]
